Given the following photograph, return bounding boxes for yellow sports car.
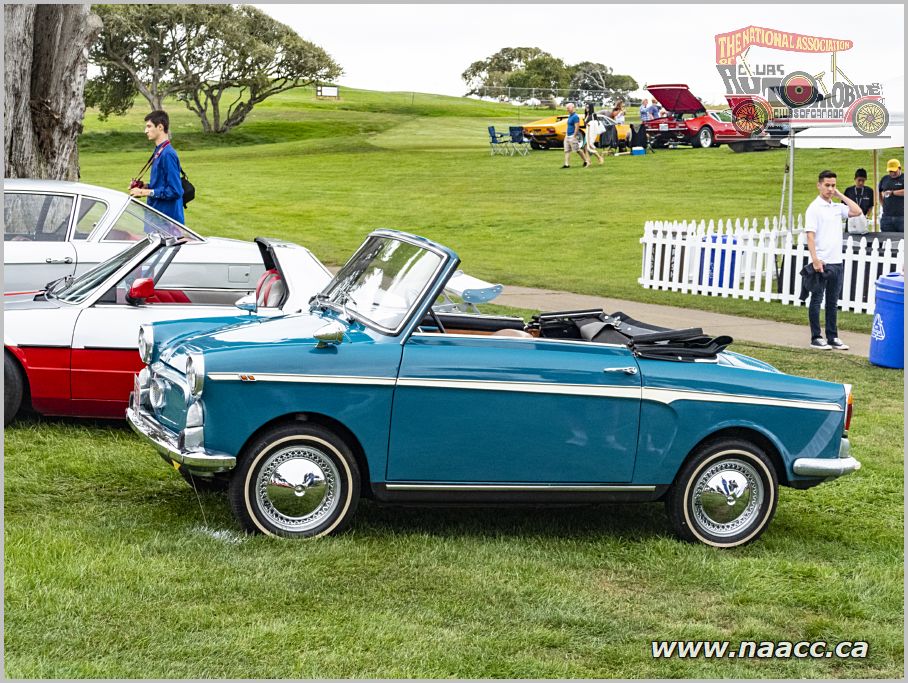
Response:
[522,113,633,150]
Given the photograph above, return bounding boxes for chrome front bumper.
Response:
[792,438,861,478]
[127,403,236,473]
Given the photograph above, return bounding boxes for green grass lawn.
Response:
[4,86,903,678]
[4,342,902,678]
[76,87,902,334]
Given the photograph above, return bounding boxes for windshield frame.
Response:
[317,232,452,336]
[51,235,163,306]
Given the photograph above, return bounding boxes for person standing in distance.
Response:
[639,99,652,122]
[843,168,874,233]
[878,159,904,232]
[129,110,185,225]
[561,103,590,169]
[805,170,862,350]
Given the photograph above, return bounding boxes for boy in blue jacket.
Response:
[129,110,184,225]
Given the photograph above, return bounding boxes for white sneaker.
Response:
[810,338,831,350]
[829,338,850,350]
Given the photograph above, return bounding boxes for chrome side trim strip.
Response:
[207,372,396,386]
[397,377,641,399]
[385,483,657,492]
[642,387,843,412]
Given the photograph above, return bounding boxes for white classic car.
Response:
[3,233,333,424]
[3,179,266,294]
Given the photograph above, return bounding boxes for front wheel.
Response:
[665,439,778,548]
[229,423,360,538]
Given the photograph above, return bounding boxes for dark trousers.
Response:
[880,214,903,232]
[808,263,844,340]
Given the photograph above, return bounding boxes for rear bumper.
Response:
[792,439,861,478]
[127,403,235,473]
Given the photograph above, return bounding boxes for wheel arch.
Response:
[844,95,883,123]
[673,425,788,487]
[236,411,374,498]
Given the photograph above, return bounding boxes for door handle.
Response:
[603,366,638,375]
[46,257,73,264]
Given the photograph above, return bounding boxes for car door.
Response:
[3,191,77,292]
[70,299,238,412]
[387,333,642,484]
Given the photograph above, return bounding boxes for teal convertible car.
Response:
[128,230,860,548]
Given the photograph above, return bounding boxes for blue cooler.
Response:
[869,272,904,369]
[631,147,645,156]
[698,235,737,287]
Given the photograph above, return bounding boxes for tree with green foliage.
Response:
[461,47,550,97]
[568,62,639,104]
[87,4,342,133]
[462,49,637,104]
[506,54,572,97]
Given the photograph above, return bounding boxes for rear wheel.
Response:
[692,126,714,148]
[4,352,24,426]
[229,423,360,538]
[666,438,778,548]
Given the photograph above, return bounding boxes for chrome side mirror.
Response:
[314,320,345,348]
[235,294,257,314]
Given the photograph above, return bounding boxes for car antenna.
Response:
[184,471,210,527]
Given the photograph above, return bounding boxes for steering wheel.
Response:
[10,235,34,241]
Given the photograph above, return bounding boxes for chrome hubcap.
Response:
[692,457,763,537]
[256,445,340,533]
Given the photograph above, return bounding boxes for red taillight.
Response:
[844,389,854,433]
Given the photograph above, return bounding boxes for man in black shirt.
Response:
[878,159,904,232]
[844,168,874,233]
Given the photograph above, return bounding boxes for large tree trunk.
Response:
[4,4,102,180]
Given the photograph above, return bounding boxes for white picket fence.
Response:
[640,216,904,314]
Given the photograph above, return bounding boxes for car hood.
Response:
[2,292,60,310]
[157,310,368,373]
[647,84,706,114]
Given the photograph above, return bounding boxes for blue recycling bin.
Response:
[698,235,737,287]
[869,272,904,369]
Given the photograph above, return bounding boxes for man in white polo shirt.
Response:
[804,170,862,350]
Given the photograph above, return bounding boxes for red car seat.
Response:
[255,268,285,308]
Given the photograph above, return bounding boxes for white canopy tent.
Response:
[781,124,905,231]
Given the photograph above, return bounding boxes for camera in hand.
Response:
[129,179,145,189]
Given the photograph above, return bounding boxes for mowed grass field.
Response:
[4,88,904,677]
[4,342,903,678]
[76,87,902,332]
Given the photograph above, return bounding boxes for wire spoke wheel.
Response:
[852,101,889,137]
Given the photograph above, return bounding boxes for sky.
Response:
[257,3,904,113]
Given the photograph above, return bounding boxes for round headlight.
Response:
[186,354,205,398]
[138,324,153,364]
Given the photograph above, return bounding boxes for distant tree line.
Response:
[462,47,638,104]
[86,4,342,134]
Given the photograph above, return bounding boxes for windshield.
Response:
[321,235,444,333]
[102,200,201,242]
[53,239,152,303]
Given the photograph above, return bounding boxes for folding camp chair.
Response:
[508,126,531,156]
[488,126,510,156]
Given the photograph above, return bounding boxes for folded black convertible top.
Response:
[531,309,733,362]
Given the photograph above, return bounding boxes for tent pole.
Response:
[787,131,795,230]
[872,148,879,231]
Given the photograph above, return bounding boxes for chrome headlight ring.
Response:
[138,324,154,364]
[186,353,205,398]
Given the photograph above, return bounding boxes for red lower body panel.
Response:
[10,346,143,419]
